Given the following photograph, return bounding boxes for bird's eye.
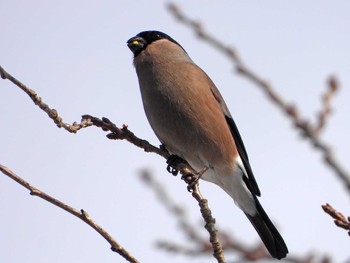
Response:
[153,33,161,39]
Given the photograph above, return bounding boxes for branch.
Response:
[139,172,249,259]
[0,65,91,133]
[79,117,226,262]
[191,184,225,262]
[313,77,338,136]
[82,115,168,158]
[322,203,350,236]
[141,169,332,263]
[0,164,139,263]
[140,170,206,245]
[140,170,226,262]
[167,3,350,193]
[1,65,225,261]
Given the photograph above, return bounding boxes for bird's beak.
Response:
[127,36,145,54]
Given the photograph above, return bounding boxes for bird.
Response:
[127,30,288,259]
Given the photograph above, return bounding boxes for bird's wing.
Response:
[208,76,261,196]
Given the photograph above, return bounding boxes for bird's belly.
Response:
[138,66,236,172]
[144,96,235,174]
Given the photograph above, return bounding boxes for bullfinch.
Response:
[127,30,288,259]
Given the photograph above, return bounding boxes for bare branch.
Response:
[140,170,206,245]
[80,117,225,261]
[322,203,350,236]
[140,170,225,263]
[167,3,350,193]
[141,170,333,262]
[0,164,140,263]
[1,65,225,261]
[0,65,91,133]
[82,115,169,158]
[313,77,338,136]
[191,184,225,262]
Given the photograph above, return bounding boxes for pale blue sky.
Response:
[1,1,350,262]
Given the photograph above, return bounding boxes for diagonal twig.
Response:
[322,203,350,236]
[140,170,206,245]
[0,65,91,133]
[0,164,140,263]
[140,170,225,262]
[140,169,333,262]
[167,3,350,193]
[82,115,168,158]
[190,183,225,262]
[313,77,338,136]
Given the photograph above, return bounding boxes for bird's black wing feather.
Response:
[225,116,261,196]
[208,78,261,196]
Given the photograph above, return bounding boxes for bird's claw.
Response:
[182,173,200,192]
[166,155,188,176]
[182,167,208,192]
[167,165,179,176]
[166,155,208,192]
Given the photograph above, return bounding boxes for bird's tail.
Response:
[245,198,288,259]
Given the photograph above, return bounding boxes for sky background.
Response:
[1,1,350,262]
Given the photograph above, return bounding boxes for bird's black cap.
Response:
[127,30,186,57]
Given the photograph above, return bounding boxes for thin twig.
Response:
[313,77,338,136]
[0,164,139,263]
[167,2,350,193]
[322,203,350,236]
[82,115,168,158]
[140,170,206,245]
[140,170,333,262]
[0,65,92,133]
[140,170,225,263]
[191,184,225,263]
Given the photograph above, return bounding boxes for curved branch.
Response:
[167,3,350,193]
[0,164,139,263]
[0,65,91,133]
[1,65,225,261]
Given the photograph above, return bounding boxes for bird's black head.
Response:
[127,30,185,57]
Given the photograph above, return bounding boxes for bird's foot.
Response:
[182,167,208,192]
[166,154,208,192]
[166,155,188,176]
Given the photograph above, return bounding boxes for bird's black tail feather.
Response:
[245,198,288,259]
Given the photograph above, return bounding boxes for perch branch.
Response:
[141,169,332,262]
[82,115,168,158]
[140,170,225,263]
[82,117,225,261]
[1,65,224,261]
[140,170,206,245]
